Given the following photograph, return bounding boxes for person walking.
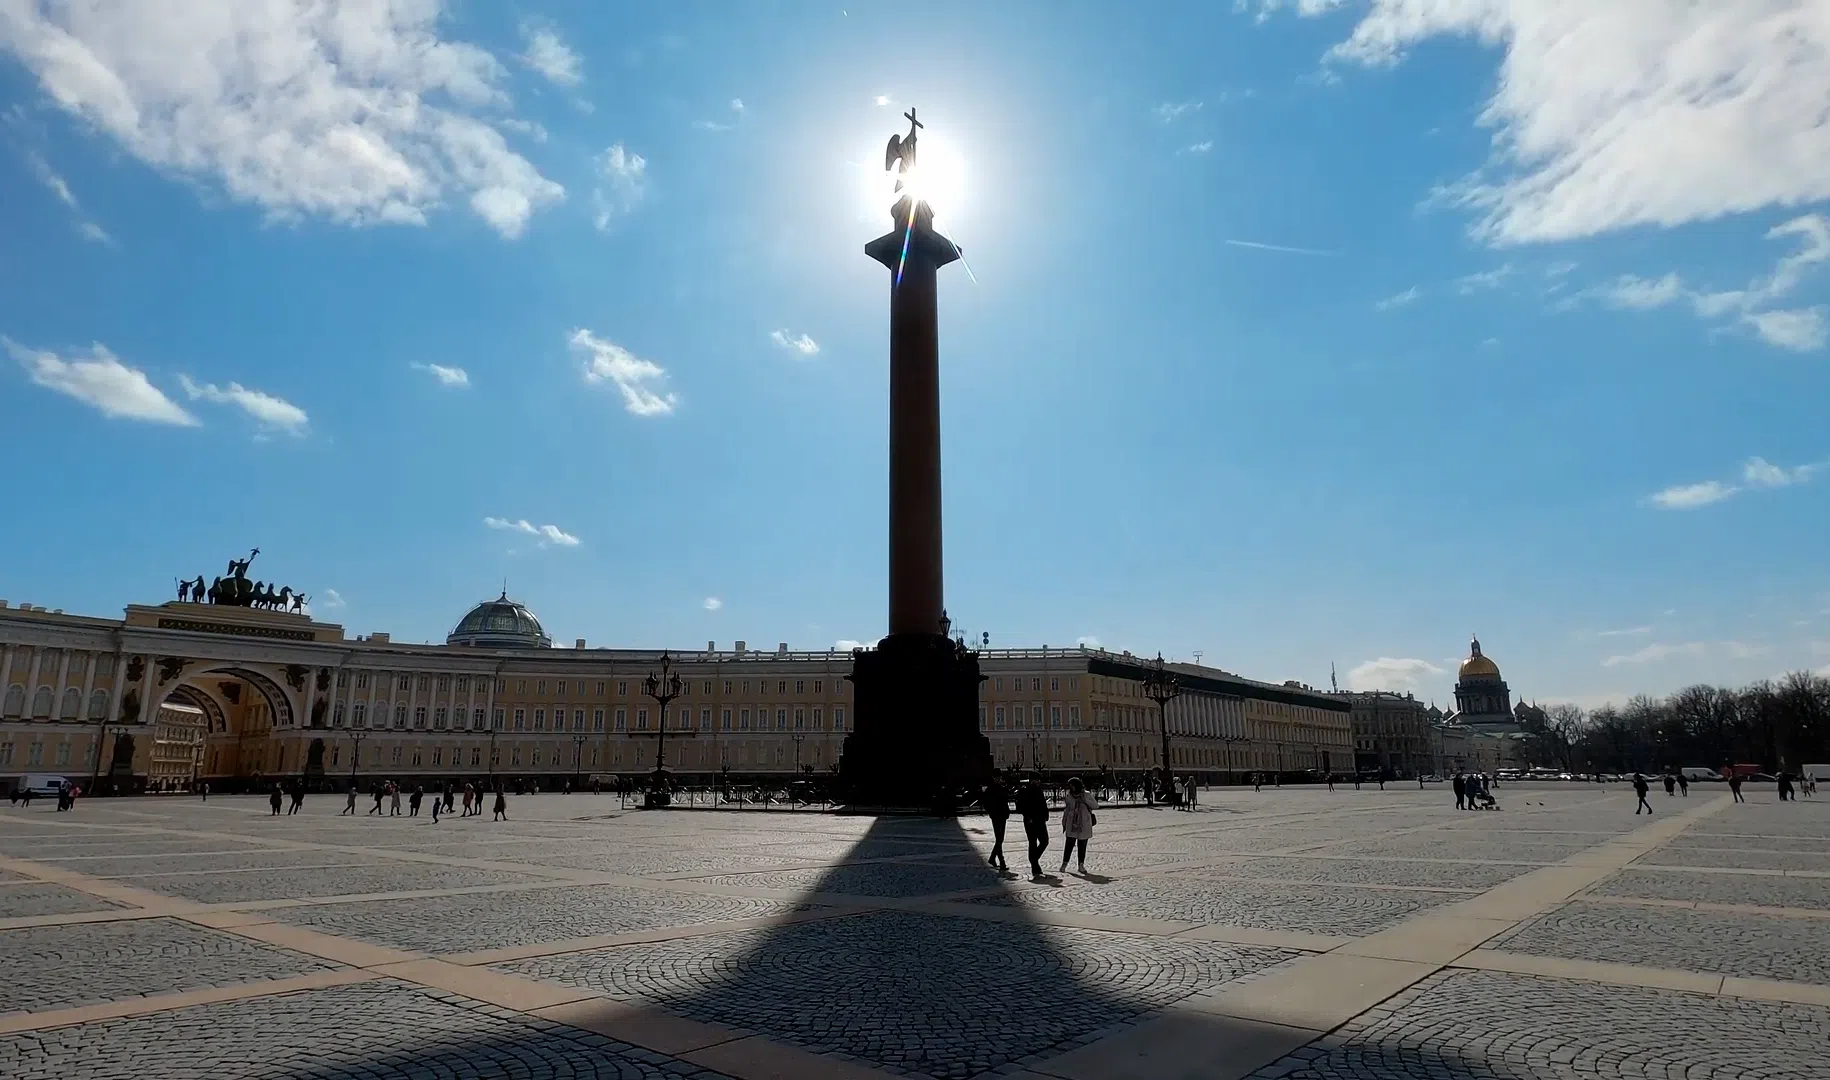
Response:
[1729,771,1746,803]
[409,785,424,817]
[492,787,508,821]
[1059,777,1098,874]
[443,783,455,815]
[389,782,402,817]
[1327,774,1335,792]
[1015,776,1050,878]
[369,784,384,815]
[1677,773,1689,797]
[288,781,304,815]
[1252,772,1262,793]
[981,774,1011,873]
[1778,771,1795,802]
[1632,772,1652,814]
[199,781,210,802]
[431,791,442,822]
[1452,773,1466,811]
[1185,775,1198,809]
[269,784,283,816]
[342,784,357,815]
[1664,772,1677,797]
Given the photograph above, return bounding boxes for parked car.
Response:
[16,774,73,798]
[1680,767,1722,781]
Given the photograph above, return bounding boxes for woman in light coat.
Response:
[1059,776,1098,874]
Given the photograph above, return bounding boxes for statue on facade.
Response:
[155,656,186,685]
[175,578,191,603]
[884,108,922,194]
[292,592,309,613]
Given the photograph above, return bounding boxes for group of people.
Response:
[331,780,509,821]
[1452,772,1496,810]
[980,774,1100,879]
[266,780,308,815]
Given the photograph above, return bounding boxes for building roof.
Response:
[1087,655,1351,713]
[1457,636,1502,680]
[447,592,552,649]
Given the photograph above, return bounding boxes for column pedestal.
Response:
[842,633,991,812]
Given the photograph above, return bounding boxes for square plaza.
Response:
[2,785,1827,1080]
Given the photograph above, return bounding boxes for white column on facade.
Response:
[78,653,96,733]
[0,645,13,710]
[51,649,70,717]
[23,649,43,716]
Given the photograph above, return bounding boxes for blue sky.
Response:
[2,1,1827,709]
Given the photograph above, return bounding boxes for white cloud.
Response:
[1595,626,1652,638]
[1182,141,1214,154]
[1281,3,1830,245]
[1743,307,1827,351]
[1154,100,1203,122]
[178,375,308,435]
[0,1,563,239]
[1743,456,1820,488]
[1602,640,1764,668]
[519,25,582,87]
[24,150,74,206]
[1647,480,1738,510]
[1375,285,1421,310]
[569,328,676,417]
[703,597,722,611]
[7,338,196,425]
[483,517,580,546]
[1224,238,1338,256]
[730,98,744,113]
[1455,263,1514,294]
[1075,635,1103,649]
[320,588,346,610]
[77,220,111,244]
[1597,273,1685,311]
[873,95,891,107]
[499,118,548,143]
[1580,215,1830,350]
[834,639,866,652]
[1647,455,1824,509]
[1345,657,1443,693]
[592,142,646,230]
[410,362,470,388]
[770,329,820,356]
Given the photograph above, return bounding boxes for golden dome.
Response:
[1458,637,1501,679]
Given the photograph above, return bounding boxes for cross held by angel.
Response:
[884,108,922,193]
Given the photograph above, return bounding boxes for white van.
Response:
[16,774,73,797]
[1802,764,1830,784]
[1680,767,1721,781]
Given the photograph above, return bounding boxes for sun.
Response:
[862,129,966,224]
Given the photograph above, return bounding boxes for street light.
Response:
[1141,652,1182,794]
[792,731,805,774]
[642,651,684,808]
[487,718,500,788]
[347,729,367,787]
[571,732,587,790]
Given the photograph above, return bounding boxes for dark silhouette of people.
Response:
[1452,773,1466,810]
[1632,772,1652,814]
[1677,773,1689,797]
[1777,771,1795,802]
[1015,777,1050,879]
[342,784,357,815]
[1664,772,1677,796]
[1729,771,1746,803]
[269,785,283,816]
[409,785,424,817]
[492,788,508,821]
[981,775,1011,873]
[1059,777,1098,874]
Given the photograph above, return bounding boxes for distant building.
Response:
[1333,690,1435,779]
[149,700,205,790]
[1451,637,1518,732]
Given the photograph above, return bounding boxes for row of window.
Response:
[330,703,851,733]
[0,650,114,677]
[0,739,91,767]
[334,673,846,699]
[0,686,109,720]
[984,675,1078,694]
[977,704,1083,730]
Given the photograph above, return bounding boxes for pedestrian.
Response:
[199,781,209,802]
[288,782,304,815]
[342,784,357,815]
[1452,773,1466,810]
[370,784,384,815]
[1015,776,1050,878]
[492,788,507,821]
[1252,772,1262,793]
[443,783,455,814]
[1632,772,1652,814]
[1778,771,1795,802]
[1142,771,1156,806]
[1185,775,1198,809]
[409,785,423,817]
[1729,772,1745,803]
[461,784,474,816]
[981,774,1011,872]
[1059,777,1098,874]
[1326,774,1335,792]
[1664,772,1677,797]
[389,782,402,816]
[1677,773,1689,797]
[269,784,283,816]
[1354,774,1361,791]
[431,792,442,822]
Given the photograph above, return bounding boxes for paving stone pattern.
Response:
[1247,969,1830,1079]
[0,882,123,918]
[1588,868,1830,910]
[504,910,1296,1079]
[972,875,1453,936]
[691,862,1005,898]
[0,917,335,1014]
[1181,857,1529,890]
[1494,901,1830,986]
[0,980,738,1080]
[274,882,813,953]
[124,863,534,903]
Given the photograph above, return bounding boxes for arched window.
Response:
[3,684,22,717]
[59,688,81,720]
[352,702,367,727]
[88,691,108,719]
[31,686,53,718]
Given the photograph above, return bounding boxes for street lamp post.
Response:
[487,722,499,788]
[348,729,367,787]
[642,651,684,808]
[1141,653,1183,799]
[571,733,587,790]
[88,717,116,794]
[792,732,805,774]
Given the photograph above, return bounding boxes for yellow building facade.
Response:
[0,592,1351,791]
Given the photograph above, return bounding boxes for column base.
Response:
[841,633,991,813]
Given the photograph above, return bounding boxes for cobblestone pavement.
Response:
[1493,901,1830,986]
[1246,969,1830,1079]
[1,786,1826,1080]
[503,910,1297,1078]
[0,918,335,1014]
[0,980,739,1079]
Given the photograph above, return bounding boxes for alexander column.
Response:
[843,109,992,809]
